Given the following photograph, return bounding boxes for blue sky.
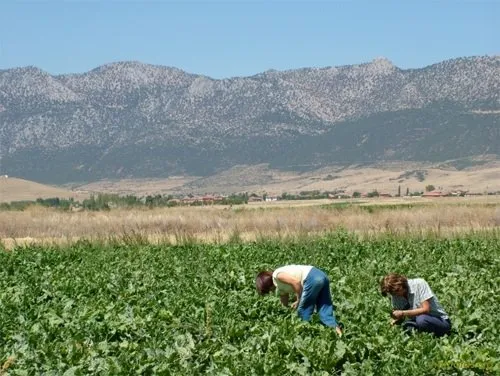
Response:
[0,1,498,78]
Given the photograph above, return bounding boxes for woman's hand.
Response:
[335,326,343,337]
[291,301,299,310]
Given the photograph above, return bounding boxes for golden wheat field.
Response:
[1,196,499,249]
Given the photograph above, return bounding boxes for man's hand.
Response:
[291,301,299,310]
[391,310,405,320]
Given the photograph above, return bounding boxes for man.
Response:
[380,273,451,336]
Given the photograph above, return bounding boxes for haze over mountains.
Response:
[0,56,499,184]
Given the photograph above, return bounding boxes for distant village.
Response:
[159,185,496,207]
[1,174,499,211]
[177,188,487,206]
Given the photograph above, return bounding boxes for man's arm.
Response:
[392,299,431,319]
[389,296,410,324]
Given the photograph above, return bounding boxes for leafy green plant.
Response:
[0,232,499,374]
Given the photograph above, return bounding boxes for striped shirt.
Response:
[391,278,448,319]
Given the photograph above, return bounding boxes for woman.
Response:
[380,273,451,336]
[256,265,343,336]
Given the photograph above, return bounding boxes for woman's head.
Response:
[380,273,409,297]
[256,271,275,295]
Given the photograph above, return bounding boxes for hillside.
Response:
[0,176,89,203]
[0,56,499,183]
[72,161,500,197]
[2,158,499,202]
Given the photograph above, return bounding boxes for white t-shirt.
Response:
[272,265,313,295]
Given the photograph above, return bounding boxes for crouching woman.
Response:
[256,265,342,336]
[380,273,451,336]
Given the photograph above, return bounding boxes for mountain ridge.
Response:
[0,55,499,183]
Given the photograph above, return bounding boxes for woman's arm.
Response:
[279,294,289,307]
[275,272,302,308]
[392,299,431,319]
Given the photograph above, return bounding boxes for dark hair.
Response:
[256,271,274,295]
[380,273,408,297]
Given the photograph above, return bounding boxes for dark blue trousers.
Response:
[403,314,451,336]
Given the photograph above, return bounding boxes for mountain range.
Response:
[0,56,499,184]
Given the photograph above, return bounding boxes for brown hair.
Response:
[380,273,409,297]
[256,271,274,295]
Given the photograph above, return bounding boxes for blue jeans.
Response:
[297,267,338,327]
[402,314,451,337]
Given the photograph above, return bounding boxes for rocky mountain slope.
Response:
[0,56,498,183]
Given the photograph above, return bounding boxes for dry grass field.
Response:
[72,161,500,197]
[1,196,499,249]
[1,162,499,249]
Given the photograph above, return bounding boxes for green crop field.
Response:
[1,232,499,375]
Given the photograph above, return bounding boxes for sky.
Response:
[0,0,498,79]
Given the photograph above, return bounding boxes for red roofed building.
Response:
[422,191,448,197]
